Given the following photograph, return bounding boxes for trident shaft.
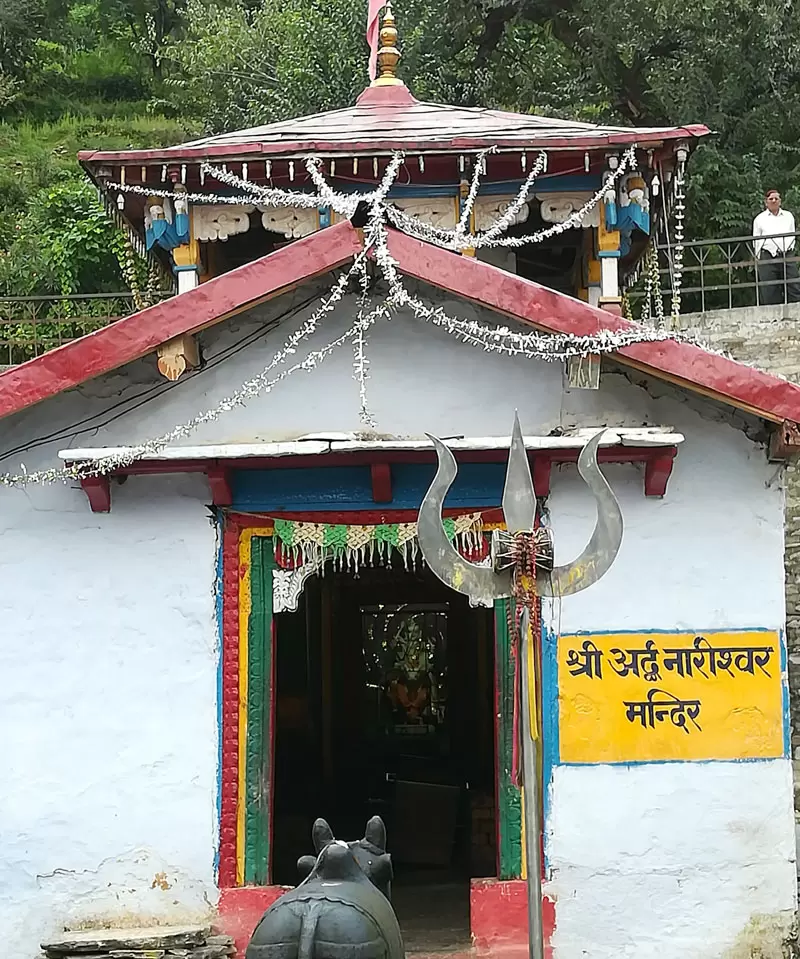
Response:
[417,414,623,959]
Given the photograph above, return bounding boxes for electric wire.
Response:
[0,290,322,464]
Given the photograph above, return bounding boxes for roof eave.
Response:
[77,125,711,167]
[0,221,363,420]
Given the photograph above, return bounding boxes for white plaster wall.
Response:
[0,475,219,956]
[0,283,696,452]
[546,760,797,959]
[0,279,794,958]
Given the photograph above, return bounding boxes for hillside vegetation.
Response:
[1,0,800,295]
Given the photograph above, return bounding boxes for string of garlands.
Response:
[108,145,634,254]
[634,237,666,329]
[670,158,687,328]
[1,148,700,489]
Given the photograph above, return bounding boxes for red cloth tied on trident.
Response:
[367,0,385,80]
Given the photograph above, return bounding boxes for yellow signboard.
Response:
[557,630,786,763]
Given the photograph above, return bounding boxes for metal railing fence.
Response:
[0,291,173,366]
[629,230,800,316]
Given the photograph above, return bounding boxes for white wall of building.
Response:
[0,474,219,955]
[0,282,794,958]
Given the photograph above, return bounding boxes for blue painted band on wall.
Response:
[541,623,559,875]
[232,462,508,511]
[780,628,790,758]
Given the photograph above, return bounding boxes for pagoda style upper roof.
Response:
[79,85,710,166]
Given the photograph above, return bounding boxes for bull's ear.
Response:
[364,815,387,852]
[297,855,316,880]
[312,818,335,852]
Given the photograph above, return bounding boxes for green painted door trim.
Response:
[495,599,522,879]
[244,536,275,885]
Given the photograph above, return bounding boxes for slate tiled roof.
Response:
[78,86,711,164]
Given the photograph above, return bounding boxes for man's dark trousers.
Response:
[758,250,800,304]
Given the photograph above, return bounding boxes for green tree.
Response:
[0,174,121,296]
[161,0,800,240]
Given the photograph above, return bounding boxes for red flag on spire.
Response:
[367,0,384,80]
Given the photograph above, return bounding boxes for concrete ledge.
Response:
[679,303,800,383]
[682,302,800,328]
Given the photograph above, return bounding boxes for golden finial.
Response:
[371,2,402,86]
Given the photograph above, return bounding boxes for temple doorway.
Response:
[272,564,497,951]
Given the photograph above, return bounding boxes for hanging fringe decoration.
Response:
[506,528,550,785]
[272,513,487,574]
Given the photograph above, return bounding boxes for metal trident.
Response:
[417,414,624,959]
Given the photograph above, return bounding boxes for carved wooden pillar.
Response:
[172,225,201,295]
[597,204,622,315]
[159,218,202,380]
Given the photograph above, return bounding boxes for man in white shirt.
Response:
[753,189,800,304]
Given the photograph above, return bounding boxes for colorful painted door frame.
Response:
[218,511,523,889]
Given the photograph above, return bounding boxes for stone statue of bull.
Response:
[246,817,403,959]
[297,816,393,900]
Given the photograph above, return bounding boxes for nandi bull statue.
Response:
[417,413,624,959]
[246,817,402,959]
[296,816,393,900]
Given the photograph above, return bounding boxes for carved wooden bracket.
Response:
[769,420,800,460]
[566,354,601,389]
[207,467,233,506]
[532,446,677,499]
[80,476,111,512]
[370,462,393,502]
[157,333,199,381]
[644,449,678,497]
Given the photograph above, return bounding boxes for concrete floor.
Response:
[392,878,472,954]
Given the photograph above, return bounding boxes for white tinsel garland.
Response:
[1,145,700,489]
[670,159,687,327]
[108,180,323,211]
[384,147,634,251]
[353,259,379,428]
[455,148,494,239]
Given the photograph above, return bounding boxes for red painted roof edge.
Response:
[380,228,800,426]
[0,221,363,420]
[4,217,790,432]
[77,125,711,166]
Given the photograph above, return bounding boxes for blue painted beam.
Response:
[232,462,507,512]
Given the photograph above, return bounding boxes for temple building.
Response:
[1,8,798,959]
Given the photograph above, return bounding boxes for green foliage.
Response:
[2,0,800,298]
[0,175,120,296]
[0,114,195,296]
[161,0,800,243]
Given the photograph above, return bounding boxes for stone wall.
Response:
[679,303,800,868]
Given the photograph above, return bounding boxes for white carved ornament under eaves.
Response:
[536,193,600,229]
[259,206,318,239]
[192,205,254,242]
[473,197,530,232]
[273,565,319,613]
[393,197,457,231]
